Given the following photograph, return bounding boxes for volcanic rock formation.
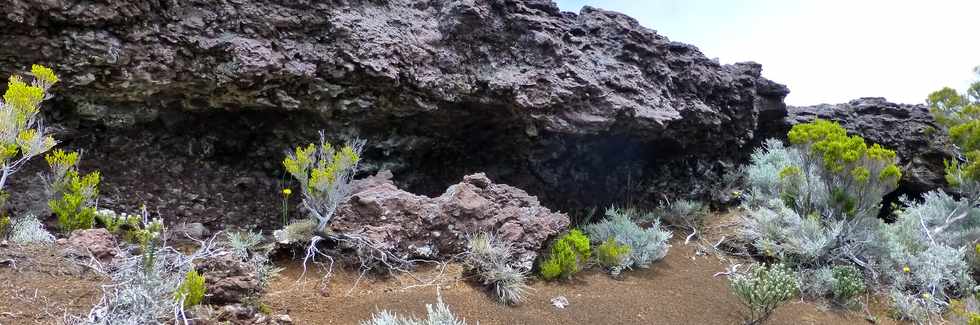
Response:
[1,0,788,227]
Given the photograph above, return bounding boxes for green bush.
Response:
[595,237,631,270]
[830,265,865,304]
[46,149,101,233]
[929,67,980,190]
[174,268,206,308]
[0,215,9,239]
[538,229,590,280]
[729,263,798,324]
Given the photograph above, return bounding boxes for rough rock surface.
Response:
[196,252,263,305]
[168,222,211,242]
[2,0,787,227]
[785,97,953,194]
[331,171,569,269]
[67,228,118,260]
[188,304,293,325]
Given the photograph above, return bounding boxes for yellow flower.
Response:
[282,188,292,196]
[903,266,910,273]
[922,293,931,300]
[4,75,44,114]
[31,64,59,86]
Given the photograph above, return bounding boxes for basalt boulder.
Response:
[330,171,569,269]
[196,252,264,305]
[2,0,787,228]
[66,228,119,260]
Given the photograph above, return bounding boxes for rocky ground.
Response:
[0,244,104,324]
[0,212,910,325]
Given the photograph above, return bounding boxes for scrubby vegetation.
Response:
[95,209,143,243]
[227,229,263,260]
[77,214,192,324]
[9,214,54,244]
[0,215,9,239]
[736,69,980,322]
[225,229,282,288]
[282,134,364,235]
[461,233,530,305]
[0,65,59,243]
[654,199,709,243]
[360,291,466,325]
[831,265,865,304]
[583,207,672,275]
[0,65,58,198]
[278,134,418,277]
[595,237,631,271]
[1,60,975,325]
[741,119,901,264]
[175,269,206,308]
[539,229,590,280]
[728,263,798,324]
[46,149,101,233]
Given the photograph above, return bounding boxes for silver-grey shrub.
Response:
[226,230,263,260]
[743,139,798,208]
[225,229,282,288]
[798,266,835,298]
[741,198,860,267]
[656,199,708,241]
[870,191,977,321]
[361,292,466,325]
[583,207,672,271]
[461,233,529,305]
[888,288,940,323]
[76,218,219,325]
[9,215,55,244]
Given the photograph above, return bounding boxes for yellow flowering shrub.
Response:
[282,135,364,233]
[0,65,59,203]
[782,119,901,218]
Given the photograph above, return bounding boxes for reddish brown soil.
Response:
[262,241,902,325]
[0,244,105,325]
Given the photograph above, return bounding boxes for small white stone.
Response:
[551,296,569,309]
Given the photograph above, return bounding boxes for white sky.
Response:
[555,0,979,106]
